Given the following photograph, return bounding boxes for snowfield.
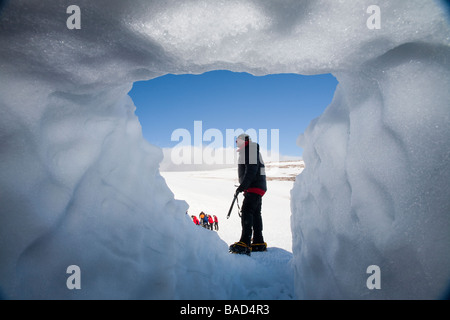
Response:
[1,0,449,300]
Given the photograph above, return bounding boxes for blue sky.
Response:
[128,70,338,158]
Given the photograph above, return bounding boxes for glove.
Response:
[235,185,245,195]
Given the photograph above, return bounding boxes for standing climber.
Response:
[229,133,267,255]
[199,211,206,228]
[213,215,219,231]
[208,215,214,230]
[202,212,209,229]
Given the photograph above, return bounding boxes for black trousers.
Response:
[239,192,264,246]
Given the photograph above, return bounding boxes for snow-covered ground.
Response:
[160,160,304,300]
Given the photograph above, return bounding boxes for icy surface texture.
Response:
[0,0,449,299]
[292,51,450,299]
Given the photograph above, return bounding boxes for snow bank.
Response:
[292,55,450,299]
[0,0,449,299]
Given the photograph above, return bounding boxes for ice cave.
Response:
[0,0,449,300]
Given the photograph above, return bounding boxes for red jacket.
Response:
[192,216,200,225]
[208,216,213,224]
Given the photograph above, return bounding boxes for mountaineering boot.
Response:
[229,241,251,256]
[251,242,267,252]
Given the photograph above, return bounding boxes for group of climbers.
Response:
[191,211,219,231]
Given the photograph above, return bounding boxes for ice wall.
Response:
[0,0,449,299]
[292,46,450,299]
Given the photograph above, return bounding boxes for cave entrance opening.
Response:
[127,70,338,251]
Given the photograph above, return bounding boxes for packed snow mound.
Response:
[0,0,449,299]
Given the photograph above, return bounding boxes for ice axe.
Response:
[227,190,242,219]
